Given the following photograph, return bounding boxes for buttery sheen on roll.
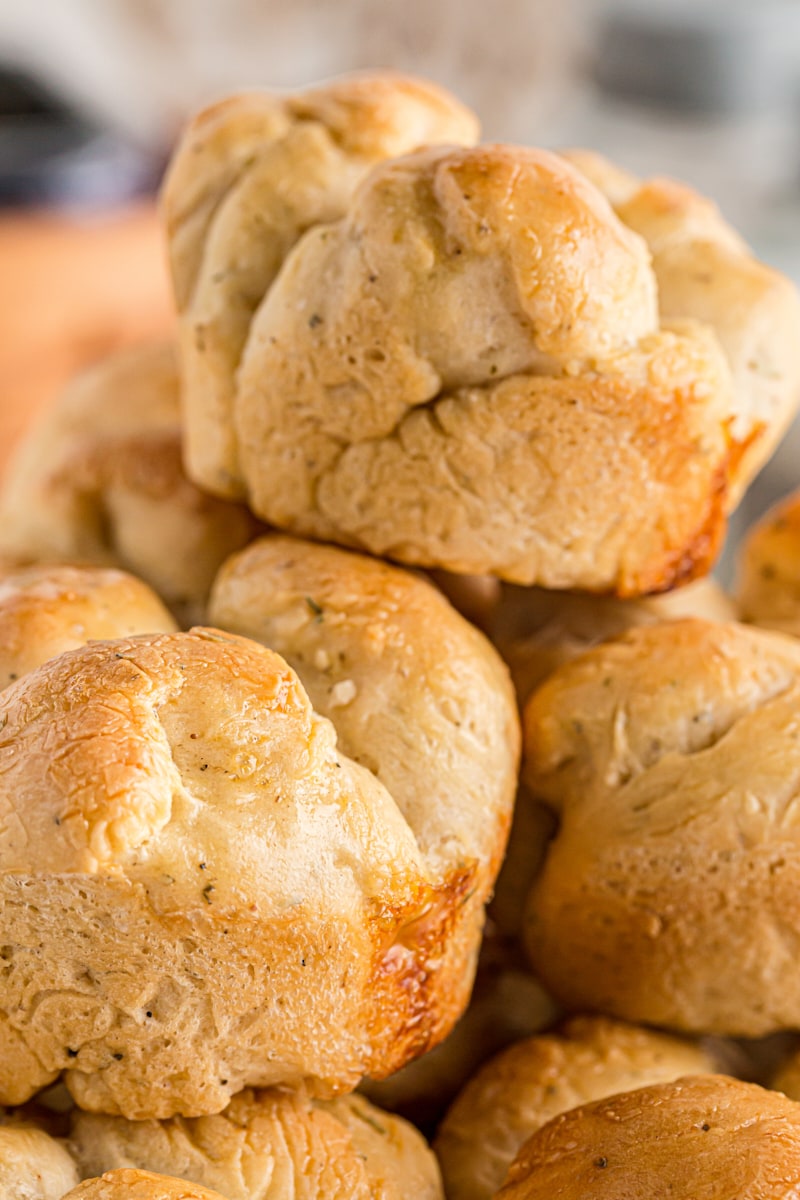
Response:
[0,607,517,1116]
[0,562,176,688]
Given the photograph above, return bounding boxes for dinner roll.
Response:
[486,577,733,941]
[435,1016,718,1200]
[0,343,261,625]
[0,618,516,1117]
[70,1087,441,1200]
[0,1117,79,1200]
[162,72,479,501]
[0,563,176,689]
[523,618,800,1035]
[565,149,800,500]
[64,1170,229,1199]
[738,490,800,638]
[498,1075,800,1200]
[228,143,746,592]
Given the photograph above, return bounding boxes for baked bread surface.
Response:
[70,1087,442,1200]
[523,618,800,1034]
[565,149,800,500]
[0,563,176,688]
[64,1169,229,1199]
[0,343,261,625]
[497,1075,800,1200]
[434,1016,717,1200]
[208,536,519,882]
[490,577,735,706]
[0,607,515,1116]
[209,536,520,1100]
[360,938,556,1127]
[738,490,800,639]
[162,71,479,499]
[229,143,738,592]
[486,577,732,942]
[0,1117,79,1200]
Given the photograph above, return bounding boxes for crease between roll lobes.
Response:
[164,74,800,593]
[0,540,518,1118]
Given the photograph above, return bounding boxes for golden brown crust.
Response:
[522,618,800,1035]
[360,936,557,1126]
[227,143,737,592]
[209,535,520,1076]
[0,563,176,688]
[64,1170,228,1200]
[738,490,800,638]
[0,611,514,1117]
[434,1017,719,1200]
[70,1087,442,1200]
[0,343,262,625]
[564,150,800,501]
[0,1117,79,1199]
[499,1075,800,1200]
[161,72,479,498]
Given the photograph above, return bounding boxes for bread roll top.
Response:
[499,1075,800,1200]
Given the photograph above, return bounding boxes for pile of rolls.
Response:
[2,69,800,1199]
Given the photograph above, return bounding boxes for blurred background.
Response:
[1,0,798,577]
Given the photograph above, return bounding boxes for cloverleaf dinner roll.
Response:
[0,1115,79,1200]
[64,1170,229,1200]
[0,563,176,689]
[738,489,800,638]
[0,344,261,626]
[563,150,800,502]
[224,143,752,592]
[434,1016,719,1200]
[0,611,516,1117]
[497,1075,800,1200]
[161,71,479,500]
[522,618,800,1035]
[69,1086,442,1200]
